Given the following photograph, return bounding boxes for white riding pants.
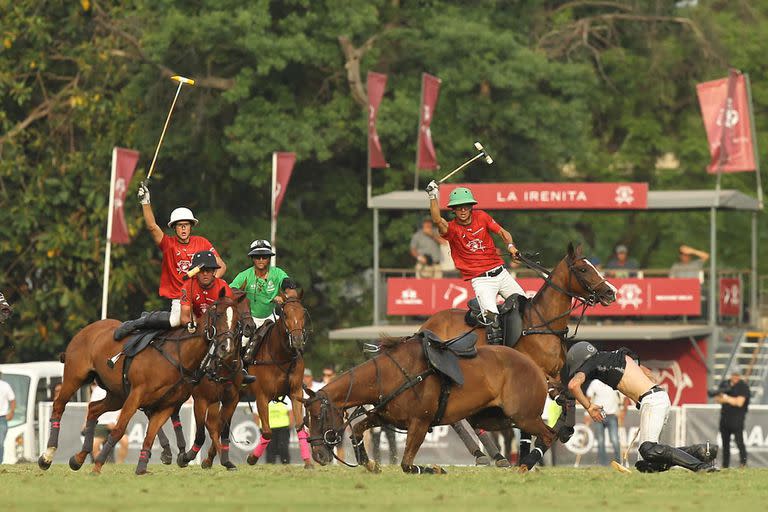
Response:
[636,391,671,455]
[169,299,181,327]
[470,268,525,315]
[241,315,279,347]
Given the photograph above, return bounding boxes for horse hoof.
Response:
[201,459,213,470]
[518,465,529,474]
[38,455,52,471]
[223,462,237,471]
[160,448,173,465]
[364,461,381,474]
[475,455,491,466]
[304,462,314,470]
[135,469,150,476]
[432,465,447,475]
[494,457,511,468]
[69,455,84,471]
[176,453,189,468]
[246,454,258,466]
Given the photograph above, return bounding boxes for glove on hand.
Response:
[137,182,151,205]
[425,180,439,200]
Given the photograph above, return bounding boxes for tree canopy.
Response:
[1,0,766,366]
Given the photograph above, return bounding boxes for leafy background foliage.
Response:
[1,1,766,368]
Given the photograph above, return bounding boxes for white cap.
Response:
[168,207,199,228]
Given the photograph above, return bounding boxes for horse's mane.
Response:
[378,335,415,352]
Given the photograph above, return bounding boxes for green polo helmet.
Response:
[447,187,478,207]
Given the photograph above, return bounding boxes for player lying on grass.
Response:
[566,342,717,473]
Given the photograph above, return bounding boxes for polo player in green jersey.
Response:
[230,240,299,362]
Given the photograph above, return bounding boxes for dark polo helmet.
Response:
[248,239,275,257]
[191,250,220,270]
[566,341,598,377]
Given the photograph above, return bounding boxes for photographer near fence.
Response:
[712,372,750,468]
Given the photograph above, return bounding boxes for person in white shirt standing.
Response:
[0,371,16,464]
[584,379,623,465]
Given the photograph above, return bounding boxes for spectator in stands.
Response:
[605,244,638,278]
[715,371,750,468]
[438,238,458,277]
[303,368,322,394]
[669,245,709,279]
[410,218,443,279]
[584,379,624,466]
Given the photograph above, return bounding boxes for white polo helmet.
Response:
[167,207,199,228]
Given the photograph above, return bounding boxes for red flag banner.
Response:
[273,152,296,218]
[111,147,140,244]
[696,70,756,173]
[367,72,389,169]
[416,73,441,170]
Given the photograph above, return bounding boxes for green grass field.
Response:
[1,463,766,511]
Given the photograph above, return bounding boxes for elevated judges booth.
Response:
[329,183,765,404]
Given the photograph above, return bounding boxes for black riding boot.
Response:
[484,312,503,345]
[241,366,257,385]
[637,441,717,473]
[679,442,718,463]
[114,311,172,340]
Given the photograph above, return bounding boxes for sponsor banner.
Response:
[367,72,389,169]
[719,277,742,317]
[440,182,648,210]
[110,147,140,244]
[696,70,756,173]
[683,405,768,467]
[37,402,476,467]
[273,152,296,218]
[416,73,441,170]
[387,277,701,316]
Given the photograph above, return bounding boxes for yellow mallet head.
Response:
[171,75,195,86]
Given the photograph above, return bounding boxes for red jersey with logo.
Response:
[442,209,505,279]
[180,277,233,318]
[158,234,217,299]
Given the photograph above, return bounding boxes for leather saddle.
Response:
[464,294,527,348]
[419,329,477,386]
[121,329,165,358]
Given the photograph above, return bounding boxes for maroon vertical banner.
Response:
[367,72,389,169]
[696,70,756,173]
[273,152,296,218]
[416,73,441,170]
[111,147,140,244]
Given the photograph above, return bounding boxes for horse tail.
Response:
[59,352,66,363]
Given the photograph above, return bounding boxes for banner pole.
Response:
[744,73,764,209]
[414,74,424,191]
[271,152,277,267]
[101,148,118,320]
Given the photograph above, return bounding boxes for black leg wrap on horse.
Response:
[478,430,502,458]
[518,432,532,460]
[172,416,186,451]
[48,418,62,448]
[638,441,714,472]
[351,436,369,465]
[136,449,151,474]
[94,435,118,465]
[81,418,98,453]
[220,442,233,467]
[521,437,549,469]
[156,426,171,450]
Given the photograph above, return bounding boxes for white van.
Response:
[0,361,88,464]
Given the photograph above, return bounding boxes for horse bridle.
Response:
[305,392,346,448]
[201,300,242,382]
[517,253,609,339]
[274,297,312,352]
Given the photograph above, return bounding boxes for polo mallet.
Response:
[145,75,196,182]
[437,141,494,184]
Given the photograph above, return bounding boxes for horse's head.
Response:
[303,388,344,466]
[203,290,241,367]
[276,291,310,352]
[558,242,617,306]
[232,289,256,340]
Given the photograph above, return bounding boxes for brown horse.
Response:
[304,333,555,474]
[421,243,615,468]
[172,290,255,470]
[244,293,313,468]
[421,243,616,381]
[37,291,243,475]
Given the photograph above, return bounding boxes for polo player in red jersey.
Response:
[114,182,227,337]
[425,181,524,344]
[179,251,232,328]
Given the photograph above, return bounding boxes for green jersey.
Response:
[230,266,290,318]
